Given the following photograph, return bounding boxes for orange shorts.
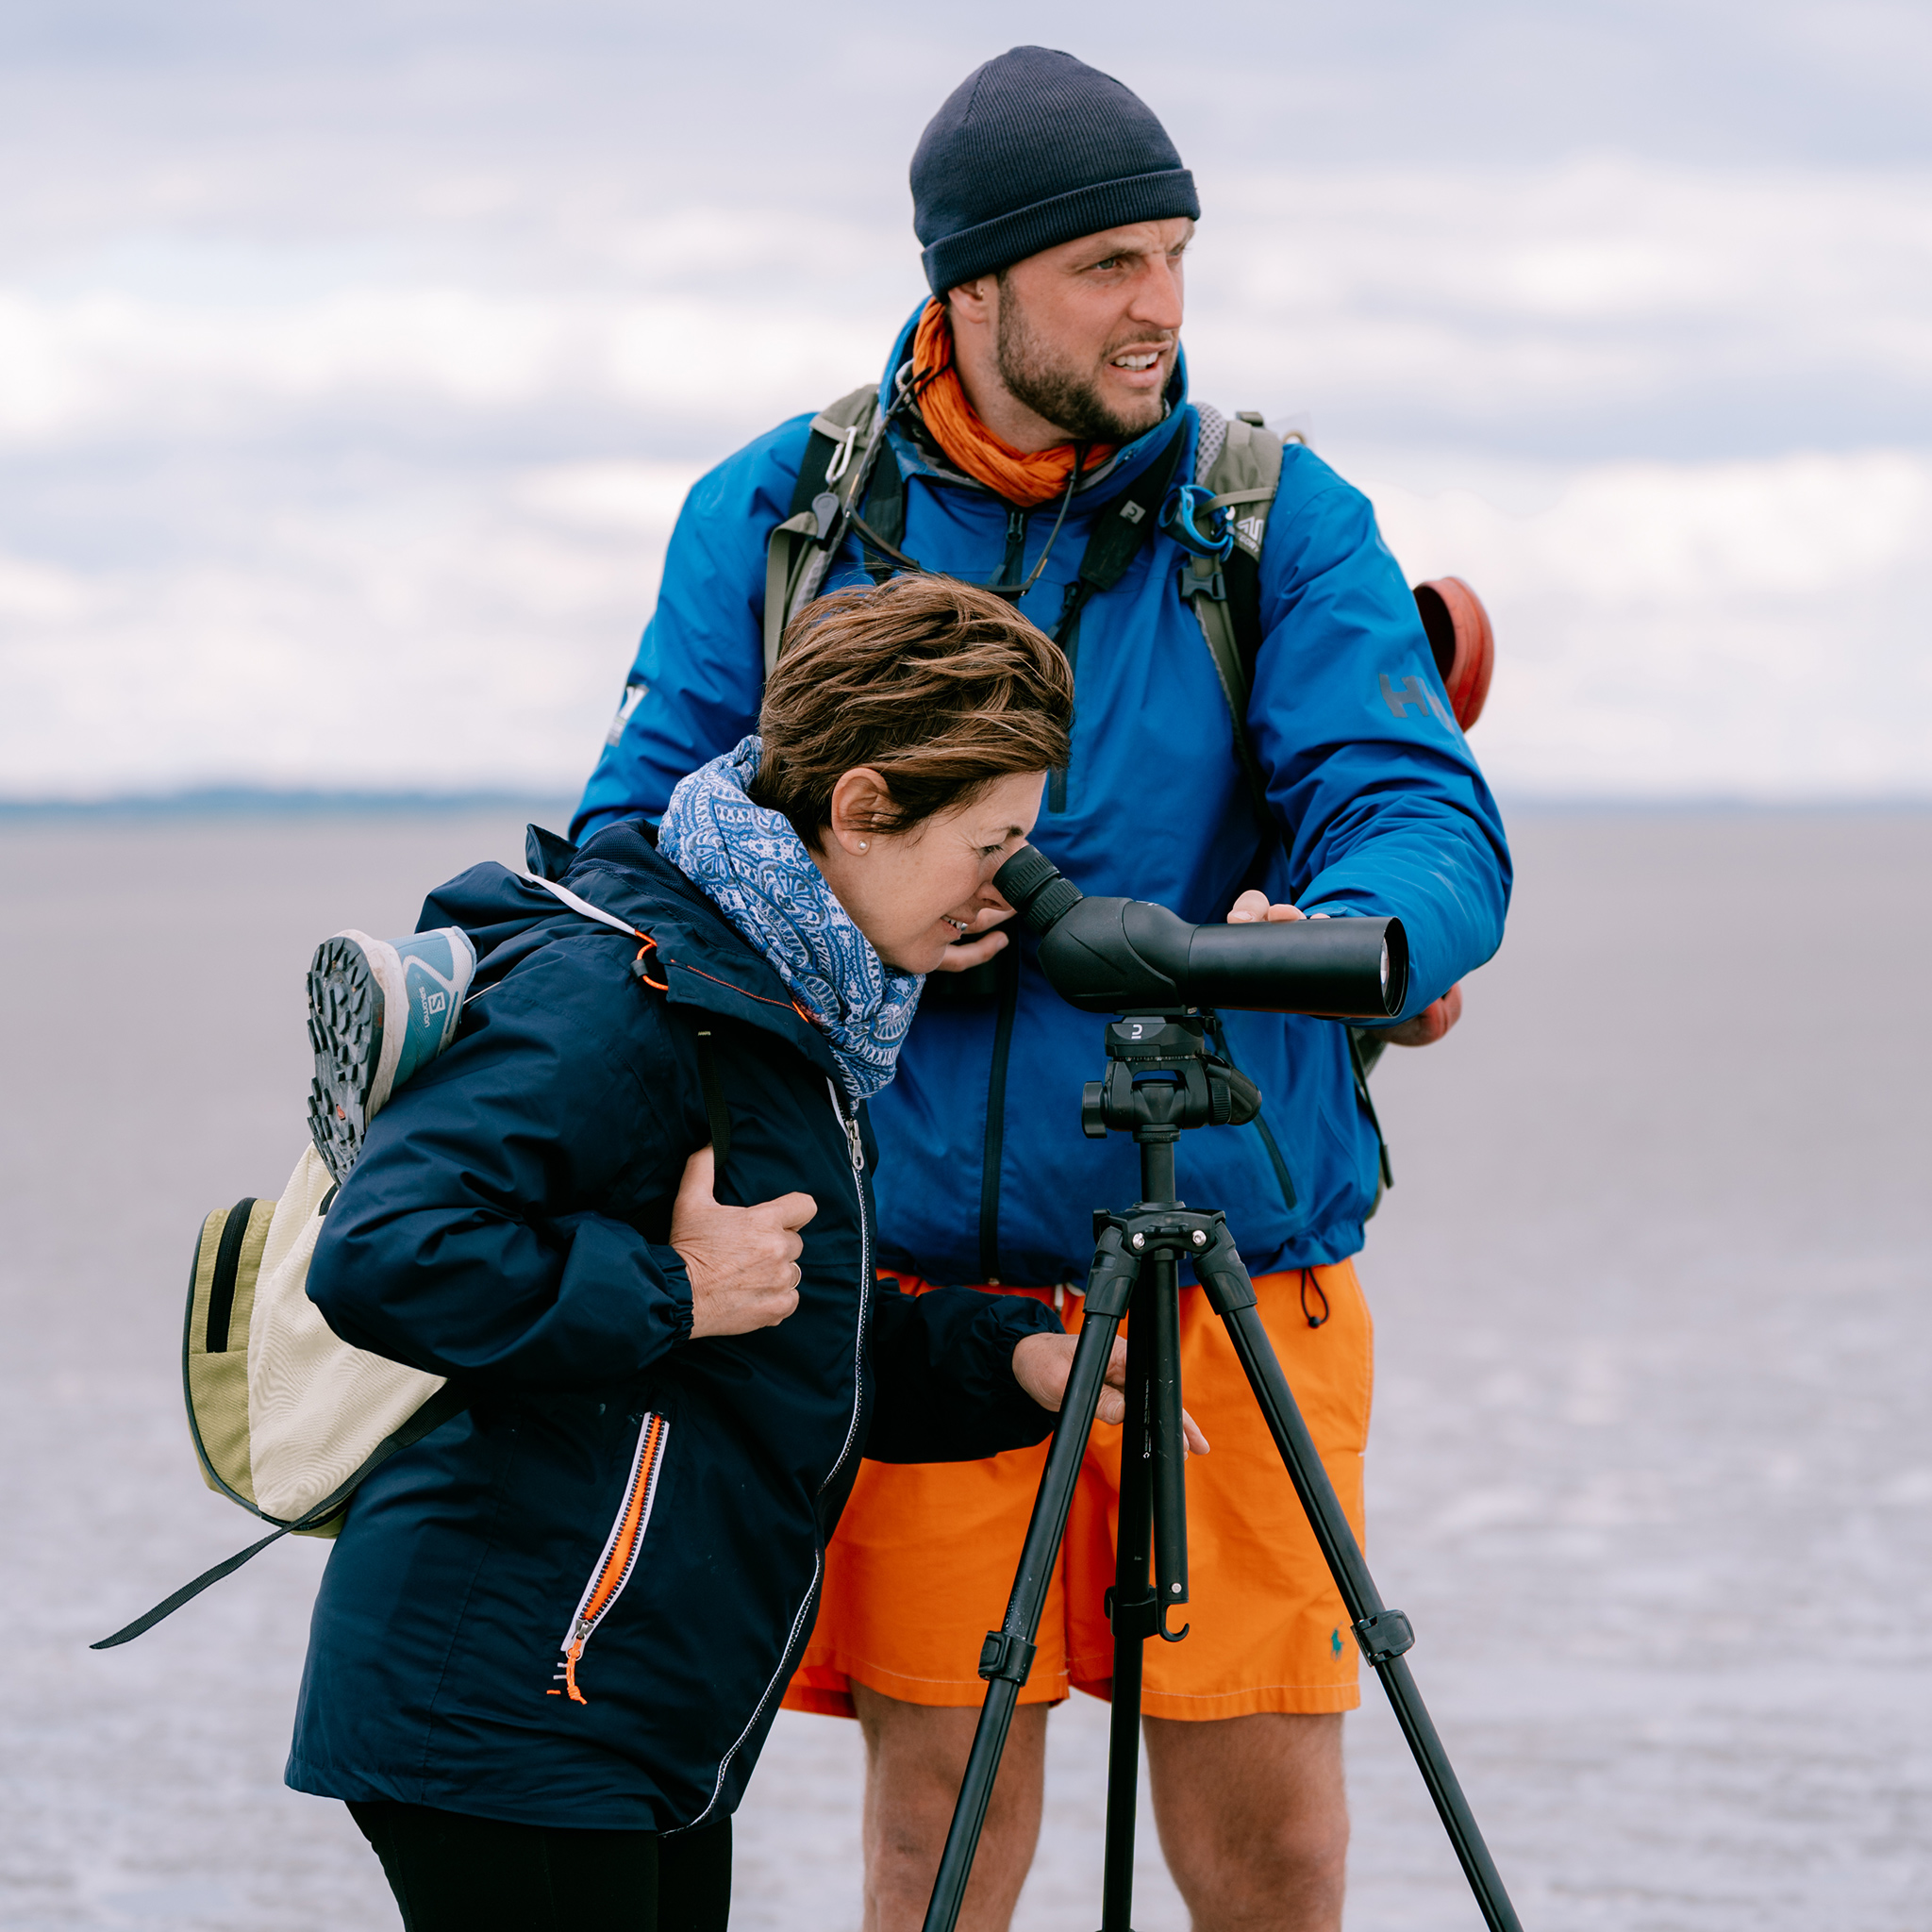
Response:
[784,1261,1374,1724]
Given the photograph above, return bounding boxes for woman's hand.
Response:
[1011,1332,1210,1455]
[671,1147,817,1339]
[932,902,1017,974]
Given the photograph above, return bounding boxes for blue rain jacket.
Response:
[286,824,1060,1829]
[576,309,1511,1283]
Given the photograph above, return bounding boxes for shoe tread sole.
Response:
[307,937,384,1187]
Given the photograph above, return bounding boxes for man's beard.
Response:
[993,282,1172,446]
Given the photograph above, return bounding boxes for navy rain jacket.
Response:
[575,308,1512,1284]
[286,824,1061,1830]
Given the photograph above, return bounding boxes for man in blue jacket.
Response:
[575,45,1509,1932]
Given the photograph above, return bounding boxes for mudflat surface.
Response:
[3,806,1928,1930]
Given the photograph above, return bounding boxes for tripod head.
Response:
[1082,1012,1260,1143]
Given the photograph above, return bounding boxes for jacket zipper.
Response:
[687,1081,871,1828]
[819,1078,871,1493]
[551,1409,671,1705]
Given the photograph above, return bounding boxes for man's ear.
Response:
[948,278,994,333]
[826,767,895,854]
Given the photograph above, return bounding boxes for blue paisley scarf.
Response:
[658,737,923,1101]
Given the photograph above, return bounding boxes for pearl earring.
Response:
[857,841,869,851]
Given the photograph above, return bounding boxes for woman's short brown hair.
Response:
[750,575,1074,845]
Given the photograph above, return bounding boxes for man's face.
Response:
[980,217,1191,445]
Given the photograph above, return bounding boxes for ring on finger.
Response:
[790,1261,803,1290]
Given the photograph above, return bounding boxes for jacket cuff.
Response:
[989,1295,1065,1422]
[653,1244,696,1345]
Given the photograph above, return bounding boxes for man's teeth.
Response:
[1113,352,1161,370]
[943,917,970,931]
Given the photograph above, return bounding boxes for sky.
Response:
[1,0,1929,801]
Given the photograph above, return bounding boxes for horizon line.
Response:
[1,784,1929,820]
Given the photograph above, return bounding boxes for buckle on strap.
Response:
[1178,554,1226,603]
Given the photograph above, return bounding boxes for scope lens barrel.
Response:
[1181,916,1407,1018]
[991,847,1409,1020]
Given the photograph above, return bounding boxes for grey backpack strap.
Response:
[1183,408,1286,821]
[764,384,888,675]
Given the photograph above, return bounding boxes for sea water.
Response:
[3,804,1928,1931]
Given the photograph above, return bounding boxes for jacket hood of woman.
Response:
[287,820,1060,1830]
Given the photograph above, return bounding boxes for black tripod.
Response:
[922,1012,1523,1932]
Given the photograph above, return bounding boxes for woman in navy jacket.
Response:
[289,577,1105,1931]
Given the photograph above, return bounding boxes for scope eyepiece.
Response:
[993,847,1408,1020]
[996,844,1083,936]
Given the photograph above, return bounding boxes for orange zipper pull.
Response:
[562,1632,589,1704]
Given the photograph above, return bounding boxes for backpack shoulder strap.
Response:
[1182,408,1287,820]
[764,384,885,676]
[1041,427,1189,814]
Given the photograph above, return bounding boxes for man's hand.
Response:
[670,1147,816,1339]
[1226,891,1465,1048]
[1225,889,1318,925]
[933,903,1018,974]
[1384,982,1463,1047]
[1011,1332,1210,1456]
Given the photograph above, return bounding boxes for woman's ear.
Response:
[826,767,895,856]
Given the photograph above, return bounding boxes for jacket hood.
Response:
[418,820,844,1085]
[876,299,1189,499]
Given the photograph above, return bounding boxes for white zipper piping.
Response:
[550,1410,670,1705]
[817,1079,870,1497]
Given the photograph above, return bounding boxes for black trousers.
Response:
[349,1801,732,1932]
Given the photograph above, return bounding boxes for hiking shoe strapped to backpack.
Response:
[307,926,476,1184]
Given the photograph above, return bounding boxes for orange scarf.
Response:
[910,299,1114,508]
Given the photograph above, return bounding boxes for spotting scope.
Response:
[992,847,1408,1019]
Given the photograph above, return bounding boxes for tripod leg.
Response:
[921,1231,1140,1932]
[1099,1266,1158,1932]
[1197,1232,1524,1932]
[1147,1250,1189,1636]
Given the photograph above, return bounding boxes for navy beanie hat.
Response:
[911,47,1199,295]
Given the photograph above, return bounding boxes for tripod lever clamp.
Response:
[975,1630,1038,1685]
[1194,1222,1259,1315]
[1353,1608,1416,1664]
[1081,1224,1139,1320]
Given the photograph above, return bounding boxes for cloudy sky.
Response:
[2,0,1928,800]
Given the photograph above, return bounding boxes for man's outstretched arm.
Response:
[1242,462,1512,1026]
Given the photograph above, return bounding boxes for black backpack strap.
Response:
[91,1381,473,1649]
[1345,1025,1394,1193]
[692,1026,732,1168]
[853,439,907,586]
[1043,427,1190,812]
[1057,424,1190,637]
